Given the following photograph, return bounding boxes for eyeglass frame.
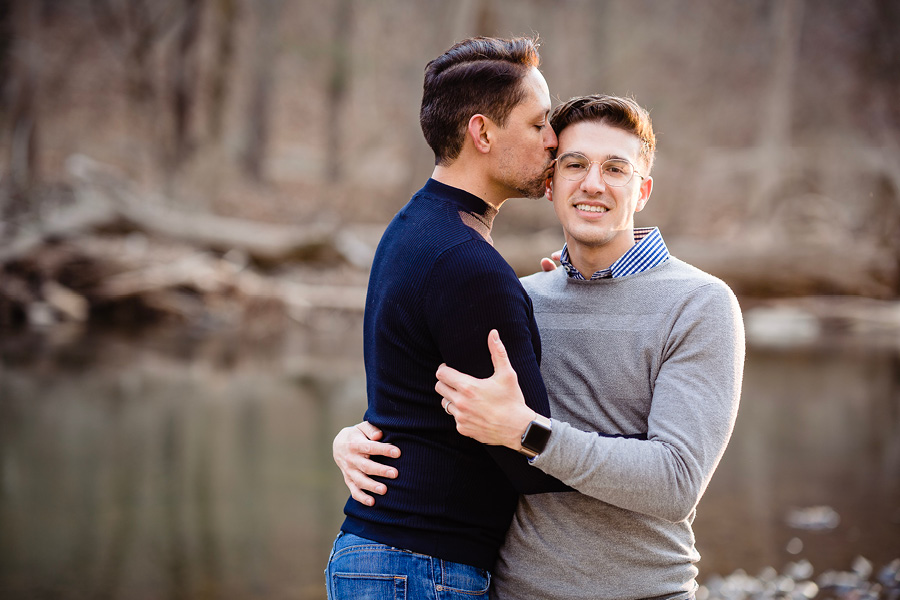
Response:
[551,152,647,187]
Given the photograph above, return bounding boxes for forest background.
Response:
[2,0,900,331]
[2,2,900,600]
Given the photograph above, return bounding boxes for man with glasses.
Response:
[335,94,745,600]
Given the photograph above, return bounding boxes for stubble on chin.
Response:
[499,149,552,199]
[517,179,548,199]
[516,168,552,199]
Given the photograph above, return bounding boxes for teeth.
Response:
[575,204,608,213]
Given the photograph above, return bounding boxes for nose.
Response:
[544,126,558,153]
[580,162,606,194]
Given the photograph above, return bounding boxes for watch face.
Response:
[523,421,552,453]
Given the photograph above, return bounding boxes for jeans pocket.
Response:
[437,560,491,598]
[331,573,407,600]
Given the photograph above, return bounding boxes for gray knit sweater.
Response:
[492,257,745,600]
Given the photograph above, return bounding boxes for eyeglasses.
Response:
[553,152,645,186]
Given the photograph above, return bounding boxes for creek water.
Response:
[1,316,898,599]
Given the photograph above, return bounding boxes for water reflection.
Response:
[0,321,898,599]
[0,323,367,600]
[694,345,900,578]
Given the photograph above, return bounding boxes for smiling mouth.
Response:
[575,204,609,213]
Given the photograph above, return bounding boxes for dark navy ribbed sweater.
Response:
[341,179,568,570]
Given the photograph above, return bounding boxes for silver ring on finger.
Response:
[444,401,453,415]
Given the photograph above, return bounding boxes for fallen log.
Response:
[0,193,118,264]
[63,154,370,267]
[105,190,340,266]
[95,248,367,313]
[0,232,367,329]
[2,155,376,270]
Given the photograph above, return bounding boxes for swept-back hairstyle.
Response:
[550,95,657,173]
[421,36,541,166]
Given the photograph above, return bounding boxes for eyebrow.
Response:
[561,151,631,162]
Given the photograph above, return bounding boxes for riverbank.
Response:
[700,556,900,600]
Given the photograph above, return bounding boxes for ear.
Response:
[634,176,653,212]
[466,114,492,154]
[546,175,554,202]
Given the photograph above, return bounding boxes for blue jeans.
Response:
[325,532,491,600]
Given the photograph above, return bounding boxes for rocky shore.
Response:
[700,557,900,600]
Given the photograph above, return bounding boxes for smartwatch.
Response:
[519,414,552,459]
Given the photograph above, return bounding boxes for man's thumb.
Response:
[488,329,514,375]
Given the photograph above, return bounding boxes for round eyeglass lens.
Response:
[601,160,634,186]
[555,153,636,186]
[556,153,590,181]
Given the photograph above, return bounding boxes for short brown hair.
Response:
[421,37,541,166]
[550,95,656,173]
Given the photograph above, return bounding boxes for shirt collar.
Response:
[560,227,670,280]
[421,178,498,225]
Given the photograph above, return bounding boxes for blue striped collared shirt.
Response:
[560,227,670,280]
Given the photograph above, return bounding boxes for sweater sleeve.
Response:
[531,282,745,521]
[424,240,572,494]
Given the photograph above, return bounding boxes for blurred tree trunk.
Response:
[402,0,493,195]
[207,0,238,143]
[867,0,900,135]
[167,0,204,175]
[449,0,493,42]
[3,0,41,221]
[0,0,12,108]
[89,0,181,105]
[865,0,900,293]
[325,0,353,181]
[240,0,281,182]
[864,0,900,191]
[89,0,182,181]
[748,0,804,216]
